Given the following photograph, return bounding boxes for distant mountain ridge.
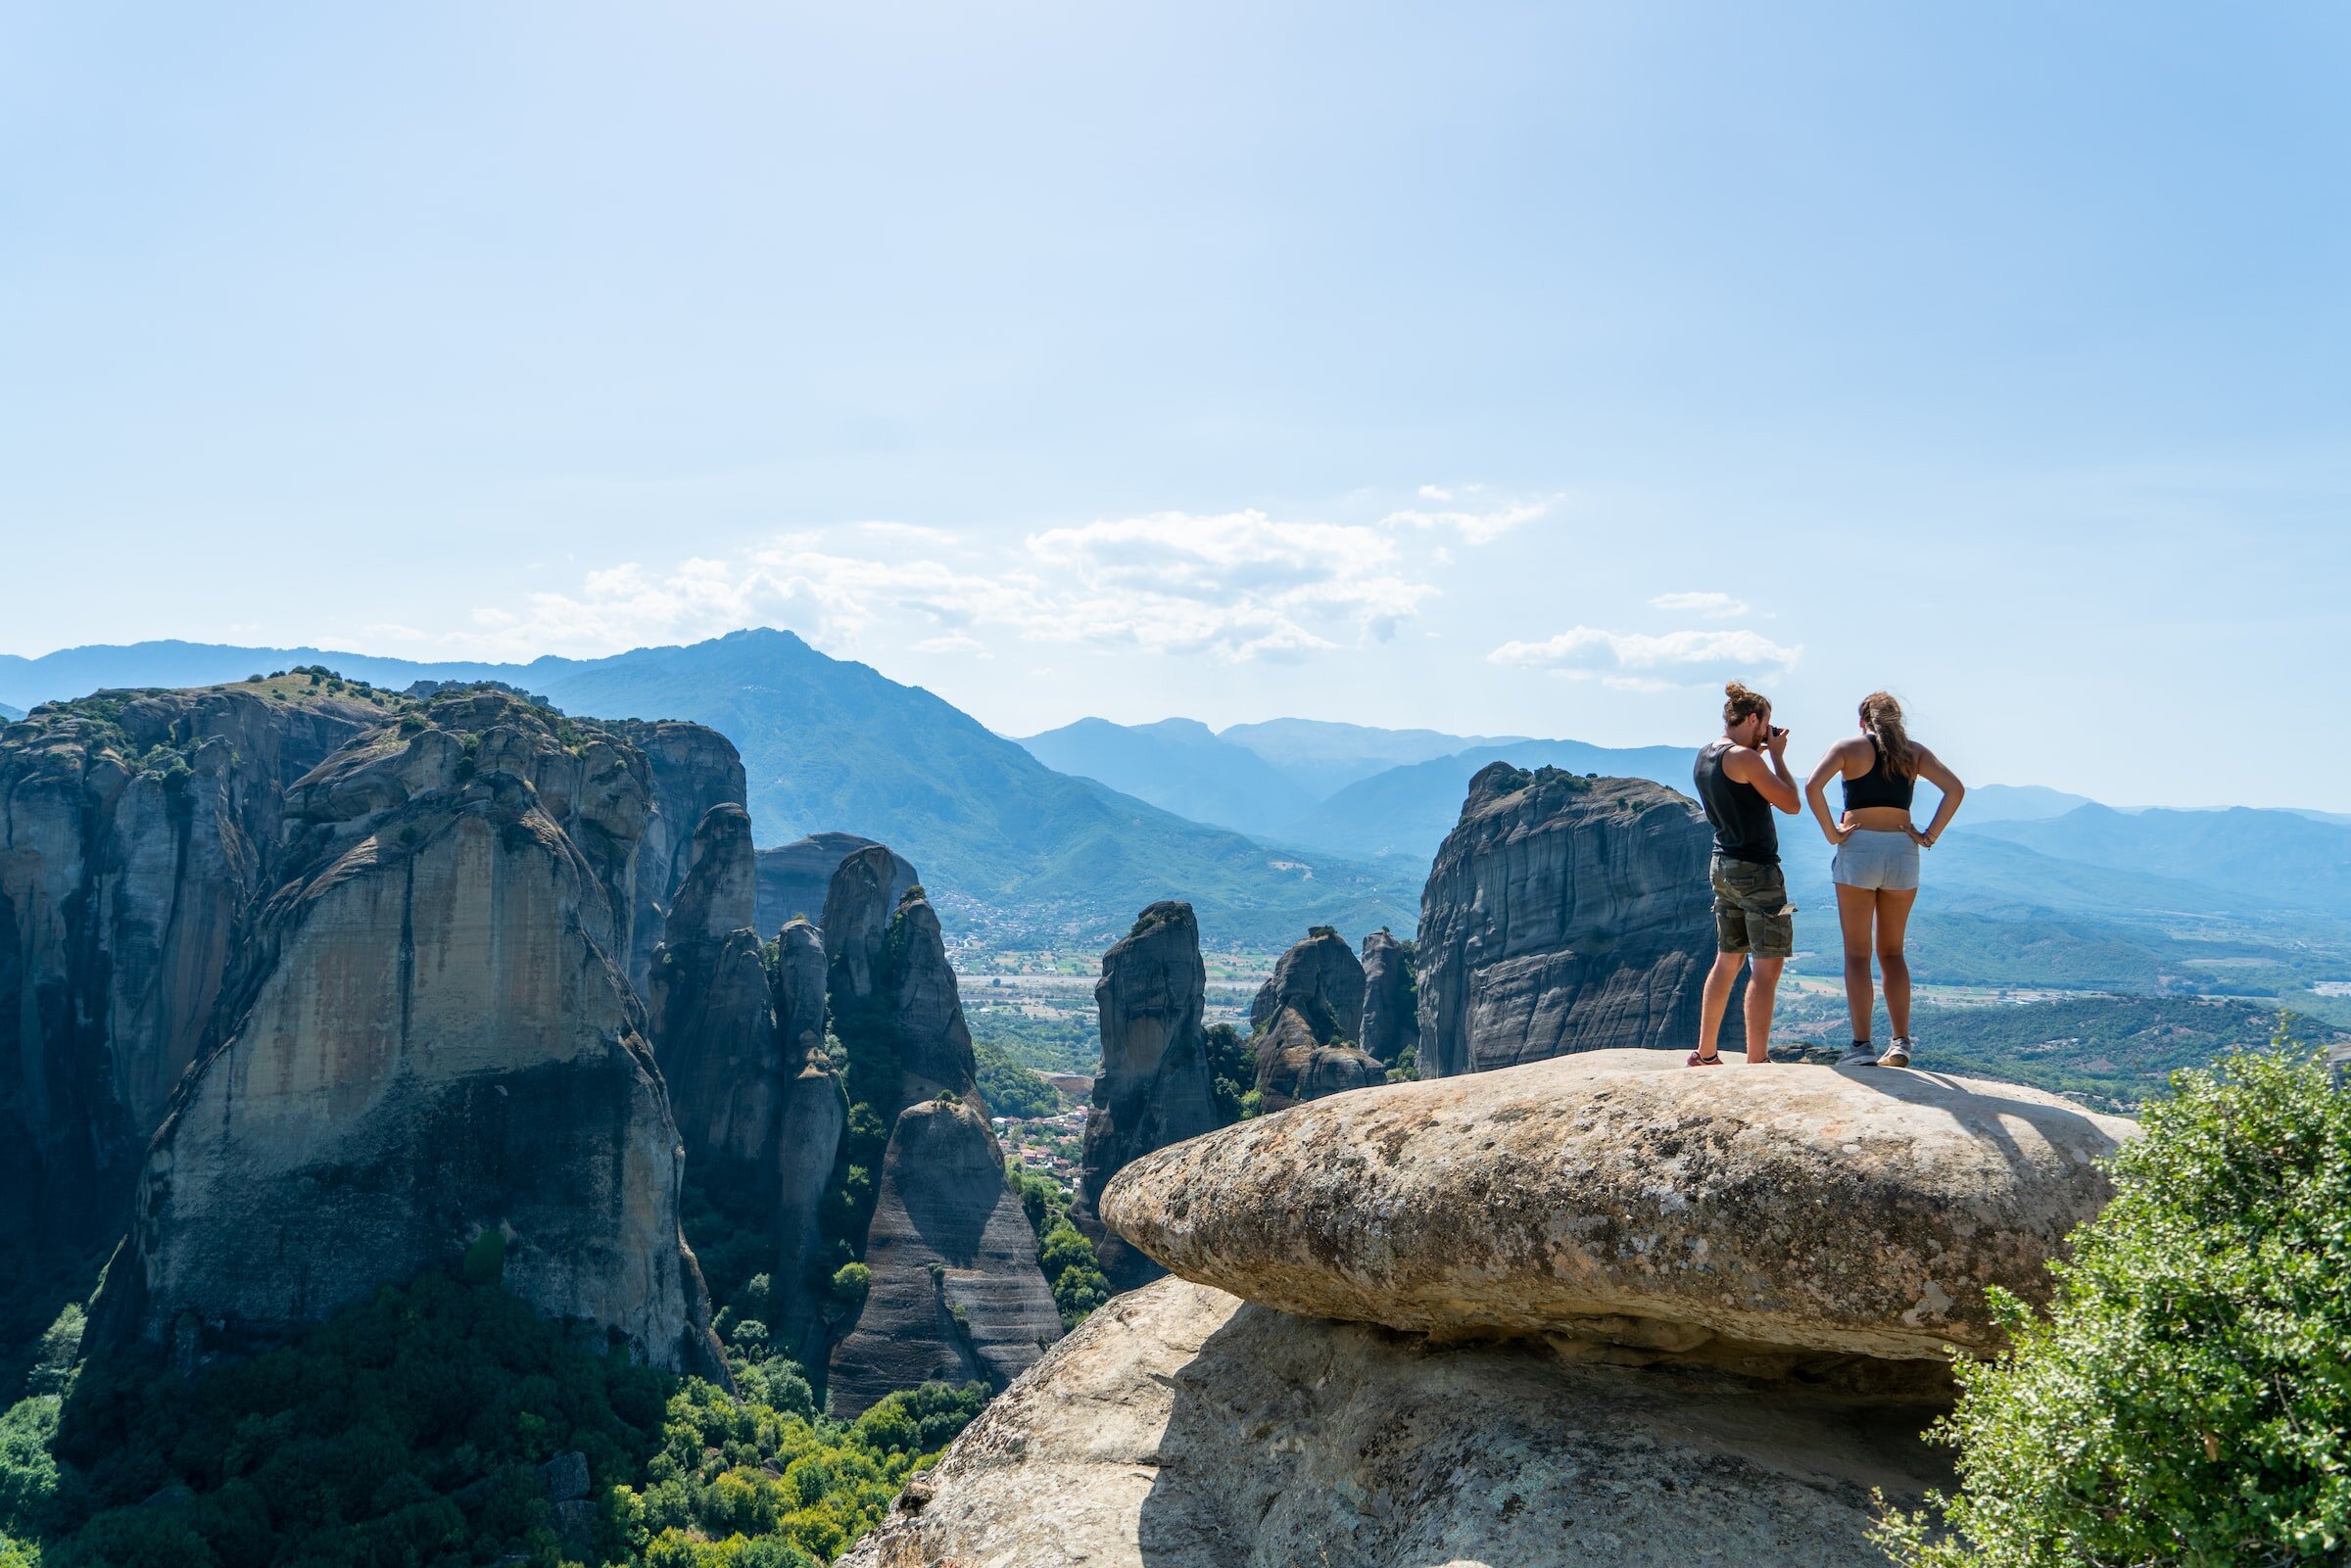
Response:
[2,632,1412,948]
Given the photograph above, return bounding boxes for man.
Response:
[1689,681,1799,1066]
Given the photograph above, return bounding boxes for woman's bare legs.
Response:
[1874,886,1919,1039]
[1835,884,1878,1042]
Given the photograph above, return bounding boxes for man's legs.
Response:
[1697,949,1745,1062]
[1743,956,1785,1063]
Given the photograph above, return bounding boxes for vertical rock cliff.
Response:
[756,832,917,938]
[647,803,782,1170]
[770,917,844,1365]
[818,847,1060,1411]
[1415,763,1733,1077]
[1358,928,1420,1069]
[98,692,722,1374]
[1073,901,1220,1290]
[1249,927,1383,1114]
[613,720,750,995]
[0,685,382,1263]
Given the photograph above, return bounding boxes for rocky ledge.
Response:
[853,1049,2138,1566]
[1103,1050,2136,1363]
[841,1276,1951,1568]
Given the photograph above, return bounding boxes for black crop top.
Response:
[1843,735,1916,813]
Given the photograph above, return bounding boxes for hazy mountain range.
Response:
[7,634,2348,992]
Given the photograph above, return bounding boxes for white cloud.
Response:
[1488,626,1800,689]
[443,507,1444,664]
[1649,591,1751,619]
[856,520,962,546]
[1381,499,1545,546]
[1417,484,1454,501]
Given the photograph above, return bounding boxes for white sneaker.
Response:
[1839,1042,1880,1067]
[1879,1039,1911,1069]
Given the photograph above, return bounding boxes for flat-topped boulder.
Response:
[1102,1050,2137,1362]
[841,1277,1949,1568]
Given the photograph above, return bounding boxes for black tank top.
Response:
[1843,734,1917,813]
[1695,739,1778,864]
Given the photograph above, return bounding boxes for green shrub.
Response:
[829,1263,871,1304]
[1875,1038,2351,1566]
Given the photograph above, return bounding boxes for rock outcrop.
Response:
[1073,902,1220,1290]
[1248,927,1383,1114]
[770,919,843,1364]
[1247,926,1366,1040]
[646,804,781,1169]
[100,692,722,1374]
[755,832,915,938]
[1104,1049,2136,1363]
[608,719,748,994]
[818,848,1060,1410]
[854,1050,2136,1566]
[841,1277,1950,1568]
[1356,928,1418,1068]
[1416,763,1733,1077]
[823,1099,1066,1415]
[0,685,383,1258]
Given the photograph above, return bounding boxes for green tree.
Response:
[1876,1036,2351,1567]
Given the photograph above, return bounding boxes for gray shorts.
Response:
[1832,829,1920,891]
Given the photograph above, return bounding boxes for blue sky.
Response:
[4,4,2347,807]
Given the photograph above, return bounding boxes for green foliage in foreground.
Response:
[1875,1039,2351,1567]
[0,1270,985,1568]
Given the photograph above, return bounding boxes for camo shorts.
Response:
[1711,854,1795,960]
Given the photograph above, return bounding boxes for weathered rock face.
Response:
[610,720,748,994]
[647,804,780,1169]
[770,920,844,1366]
[816,847,1060,1409]
[1416,763,1734,1077]
[756,832,915,938]
[103,700,721,1373]
[1105,1049,2137,1363]
[1251,1007,1384,1115]
[841,1277,1950,1568]
[825,1099,1067,1415]
[1073,902,1220,1290]
[1247,927,1366,1041]
[1246,927,1382,1114]
[1357,928,1419,1067]
[0,686,382,1256]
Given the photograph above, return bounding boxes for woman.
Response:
[1803,692,1964,1068]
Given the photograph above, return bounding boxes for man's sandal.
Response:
[1686,1049,1723,1067]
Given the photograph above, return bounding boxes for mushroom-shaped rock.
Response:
[1102,1050,2137,1362]
[840,1276,1950,1568]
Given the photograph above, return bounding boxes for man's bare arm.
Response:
[1724,739,1801,814]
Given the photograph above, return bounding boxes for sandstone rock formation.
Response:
[1357,927,1419,1068]
[840,1277,1949,1568]
[755,832,915,938]
[1416,763,1734,1077]
[1248,927,1383,1114]
[854,1049,2136,1566]
[646,804,781,1169]
[823,1098,1066,1415]
[770,919,844,1365]
[100,693,722,1373]
[1247,925,1366,1040]
[1104,1049,2136,1362]
[0,684,383,1259]
[1250,1007,1384,1114]
[612,719,749,992]
[818,847,1061,1409]
[1073,902,1220,1290]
